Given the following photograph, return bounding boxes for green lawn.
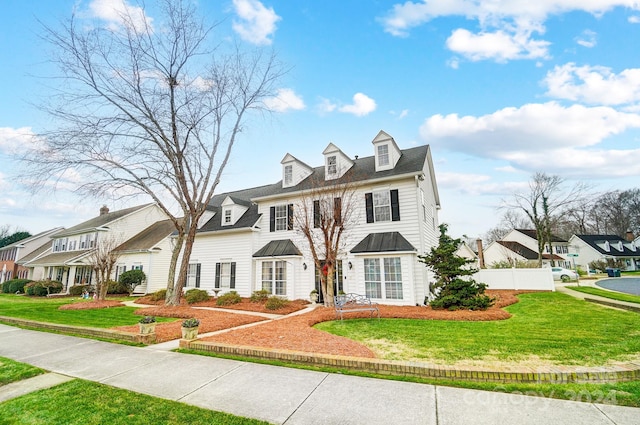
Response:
[316,292,640,366]
[567,286,640,304]
[0,294,169,328]
[0,379,269,425]
[0,357,45,386]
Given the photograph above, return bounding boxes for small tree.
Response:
[419,224,494,310]
[118,269,146,295]
[87,235,121,300]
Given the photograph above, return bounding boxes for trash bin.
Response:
[613,268,621,277]
[606,268,615,277]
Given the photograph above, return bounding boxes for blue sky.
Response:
[1,0,640,238]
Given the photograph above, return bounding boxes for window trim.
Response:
[377,144,389,166]
[363,257,403,300]
[327,155,337,175]
[261,260,286,295]
[284,164,293,185]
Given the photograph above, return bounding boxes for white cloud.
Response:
[316,98,337,114]
[420,102,640,177]
[437,171,527,196]
[264,88,305,112]
[380,1,639,62]
[88,0,153,33]
[398,109,409,119]
[543,63,640,105]
[232,0,281,45]
[338,93,377,117]
[0,127,38,155]
[629,15,640,23]
[446,28,550,62]
[575,29,597,47]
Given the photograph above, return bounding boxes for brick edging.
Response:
[0,316,155,344]
[181,340,640,384]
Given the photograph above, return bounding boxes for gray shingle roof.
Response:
[253,239,302,257]
[496,241,563,260]
[351,232,416,253]
[200,144,430,235]
[26,250,91,266]
[55,204,153,237]
[114,219,175,252]
[575,234,640,257]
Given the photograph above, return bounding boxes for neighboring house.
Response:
[483,229,570,268]
[112,219,176,294]
[23,204,168,291]
[186,130,441,305]
[569,234,640,271]
[0,227,64,283]
[455,242,479,268]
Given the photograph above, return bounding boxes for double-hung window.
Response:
[215,262,236,289]
[363,257,403,300]
[224,209,232,224]
[187,263,201,288]
[377,144,389,166]
[284,165,293,186]
[270,204,293,232]
[262,260,286,295]
[327,155,337,175]
[365,189,400,223]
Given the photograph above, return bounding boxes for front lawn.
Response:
[567,286,640,304]
[316,292,640,366]
[0,379,268,425]
[0,356,45,386]
[0,294,169,328]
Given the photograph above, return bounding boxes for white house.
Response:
[569,234,640,271]
[185,130,441,305]
[483,229,570,268]
[23,204,169,291]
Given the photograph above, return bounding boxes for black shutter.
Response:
[365,192,374,223]
[215,262,221,288]
[391,189,400,221]
[195,263,201,288]
[334,197,342,225]
[287,204,294,230]
[313,200,320,228]
[269,206,275,232]
[230,262,236,289]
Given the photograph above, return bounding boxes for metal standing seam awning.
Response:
[253,239,302,257]
[350,232,416,253]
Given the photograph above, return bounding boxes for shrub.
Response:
[138,315,156,324]
[182,318,200,328]
[2,278,32,294]
[265,296,289,310]
[25,280,63,296]
[118,269,146,295]
[185,288,210,304]
[250,289,270,303]
[107,280,129,294]
[216,291,241,306]
[576,266,587,277]
[69,285,93,296]
[149,289,167,302]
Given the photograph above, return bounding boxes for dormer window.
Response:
[284,165,292,186]
[327,155,337,175]
[224,209,232,225]
[604,241,610,252]
[377,145,389,166]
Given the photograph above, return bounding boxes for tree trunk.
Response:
[167,222,198,305]
[165,232,185,305]
[324,264,335,307]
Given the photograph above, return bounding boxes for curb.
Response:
[180,340,640,385]
[584,298,640,313]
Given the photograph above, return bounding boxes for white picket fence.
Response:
[474,268,555,291]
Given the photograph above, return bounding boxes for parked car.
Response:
[551,267,579,282]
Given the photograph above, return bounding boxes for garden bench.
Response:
[334,293,380,320]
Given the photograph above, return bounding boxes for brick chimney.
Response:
[99,205,110,216]
[626,230,634,242]
[476,239,485,269]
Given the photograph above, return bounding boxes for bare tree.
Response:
[87,235,121,300]
[482,210,530,245]
[503,173,587,267]
[294,176,359,307]
[25,0,283,304]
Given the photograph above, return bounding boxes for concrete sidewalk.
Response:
[1,323,638,424]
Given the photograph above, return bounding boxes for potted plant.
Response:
[309,289,318,304]
[138,316,156,335]
[181,318,200,340]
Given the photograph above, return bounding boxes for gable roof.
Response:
[496,241,564,261]
[55,204,153,237]
[16,241,52,265]
[574,234,640,257]
[351,232,416,253]
[113,219,175,252]
[0,227,64,251]
[514,229,568,243]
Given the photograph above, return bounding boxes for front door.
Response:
[315,260,343,304]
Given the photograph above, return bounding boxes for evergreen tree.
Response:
[419,224,494,310]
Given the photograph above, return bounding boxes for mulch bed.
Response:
[58,300,125,310]
[134,295,309,315]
